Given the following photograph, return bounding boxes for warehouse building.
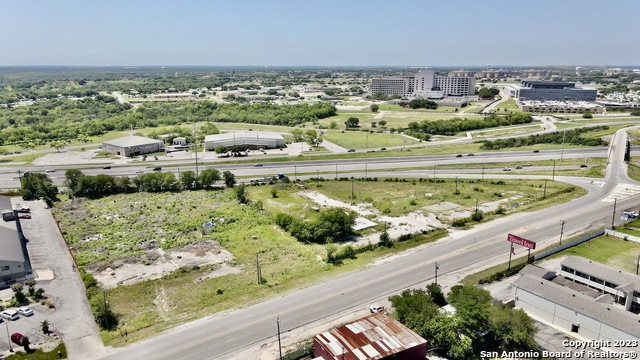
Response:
[204,131,285,151]
[313,312,427,360]
[512,258,640,354]
[101,135,164,157]
[0,196,33,289]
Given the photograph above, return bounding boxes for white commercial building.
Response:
[101,135,164,157]
[204,131,285,151]
[0,196,33,289]
[371,69,476,99]
[512,258,640,355]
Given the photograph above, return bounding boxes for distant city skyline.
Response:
[2,0,639,67]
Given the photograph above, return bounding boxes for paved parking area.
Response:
[0,199,106,359]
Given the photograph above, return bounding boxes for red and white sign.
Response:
[507,233,536,249]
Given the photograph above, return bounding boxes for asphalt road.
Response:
[100,130,639,360]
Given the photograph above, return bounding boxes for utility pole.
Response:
[294,165,297,181]
[636,254,640,275]
[365,164,367,179]
[475,198,479,215]
[256,254,261,285]
[560,130,566,161]
[433,164,436,179]
[481,165,485,181]
[543,180,547,198]
[435,262,439,284]
[351,177,355,199]
[335,164,338,179]
[276,317,283,360]
[559,220,566,245]
[611,197,617,229]
[193,122,199,177]
[552,159,556,181]
[455,176,458,193]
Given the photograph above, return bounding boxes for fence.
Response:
[533,228,605,261]
[604,229,640,243]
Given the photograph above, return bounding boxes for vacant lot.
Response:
[52,176,585,346]
[322,130,420,149]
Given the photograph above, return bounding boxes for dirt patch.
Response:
[91,241,237,289]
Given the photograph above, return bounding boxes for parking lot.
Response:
[0,199,106,359]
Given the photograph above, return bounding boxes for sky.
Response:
[2,0,639,67]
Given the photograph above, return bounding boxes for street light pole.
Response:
[552,159,556,181]
[612,197,618,229]
[435,262,439,284]
[276,317,283,360]
[560,130,566,161]
[5,319,13,352]
[559,220,566,246]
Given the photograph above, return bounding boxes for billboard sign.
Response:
[507,233,536,249]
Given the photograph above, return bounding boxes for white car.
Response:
[369,304,385,313]
[135,170,144,174]
[17,306,33,317]
[1,309,19,321]
[45,169,55,173]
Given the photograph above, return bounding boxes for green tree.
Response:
[11,283,27,304]
[370,104,379,112]
[64,169,85,196]
[582,112,593,119]
[234,183,248,204]
[426,314,472,359]
[378,120,387,128]
[49,140,65,152]
[179,171,198,190]
[223,170,236,188]
[488,305,538,352]
[90,293,118,330]
[379,228,392,247]
[198,169,221,189]
[291,128,305,142]
[426,282,447,307]
[329,121,337,130]
[389,288,438,335]
[448,285,493,340]
[21,172,58,206]
[214,146,228,155]
[345,117,359,128]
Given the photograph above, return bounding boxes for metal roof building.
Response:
[313,312,427,360]
[204,131,285,151]
[101,135,164,157]
[513,261,640,355]
[0,196,32,289]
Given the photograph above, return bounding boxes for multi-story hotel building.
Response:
[371,69,475,99]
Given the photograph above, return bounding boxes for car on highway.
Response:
[533,150,540,153]
[580,164,588,168]
[515,165,523,169]
[1,309,19,321]
[152,167,162,171]
[45,169,55,173]
[347,149,356,152]
[369,304,385,313]
[253,163,263,167]
[102,166,112,169]
[380,148,386,151]
[456,154,463,158]
[17,307,33,317]
[18,214,31,219]
[135,170,144,174]
[467,153,474,156]
[503,167,512,171]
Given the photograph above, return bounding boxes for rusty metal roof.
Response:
[314,312,426,360]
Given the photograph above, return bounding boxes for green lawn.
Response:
[494,98,519,111]
[322,130,420,149]
[551,235,640,274]
[4,344,66,360]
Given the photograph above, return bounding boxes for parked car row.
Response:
[0,306,34,321]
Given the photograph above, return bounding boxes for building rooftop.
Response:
[314,312,426,359]
[0,227,25,263]
[562,256,640,295]
[102,135,163,148]
[514,274,640,338]
[204,131,284,142]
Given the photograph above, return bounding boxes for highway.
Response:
[0,147,612,189]
[99,129,640,360]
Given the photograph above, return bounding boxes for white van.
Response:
[1,309,19,321]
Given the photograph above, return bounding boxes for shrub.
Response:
[452,218,468,227]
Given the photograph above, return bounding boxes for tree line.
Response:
[407,112,533,136]
[274,208,356,244]
[0,97,336,146]
[480,126,608,150]
[63,169,237,199]
[390,283,537,359]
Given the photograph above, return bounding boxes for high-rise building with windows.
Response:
[371,69,475,98]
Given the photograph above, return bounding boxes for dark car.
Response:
[456,154,463,158]
[380,148,386,151]
[580,164,588,168]
[533,150,540,153]
[102,166,112,170]
[11,332,28,346]
[347,149,356,153]
[18,214,31,219]
[16,208,30,213]
[153,167,162,171]
[467,153,474,156]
